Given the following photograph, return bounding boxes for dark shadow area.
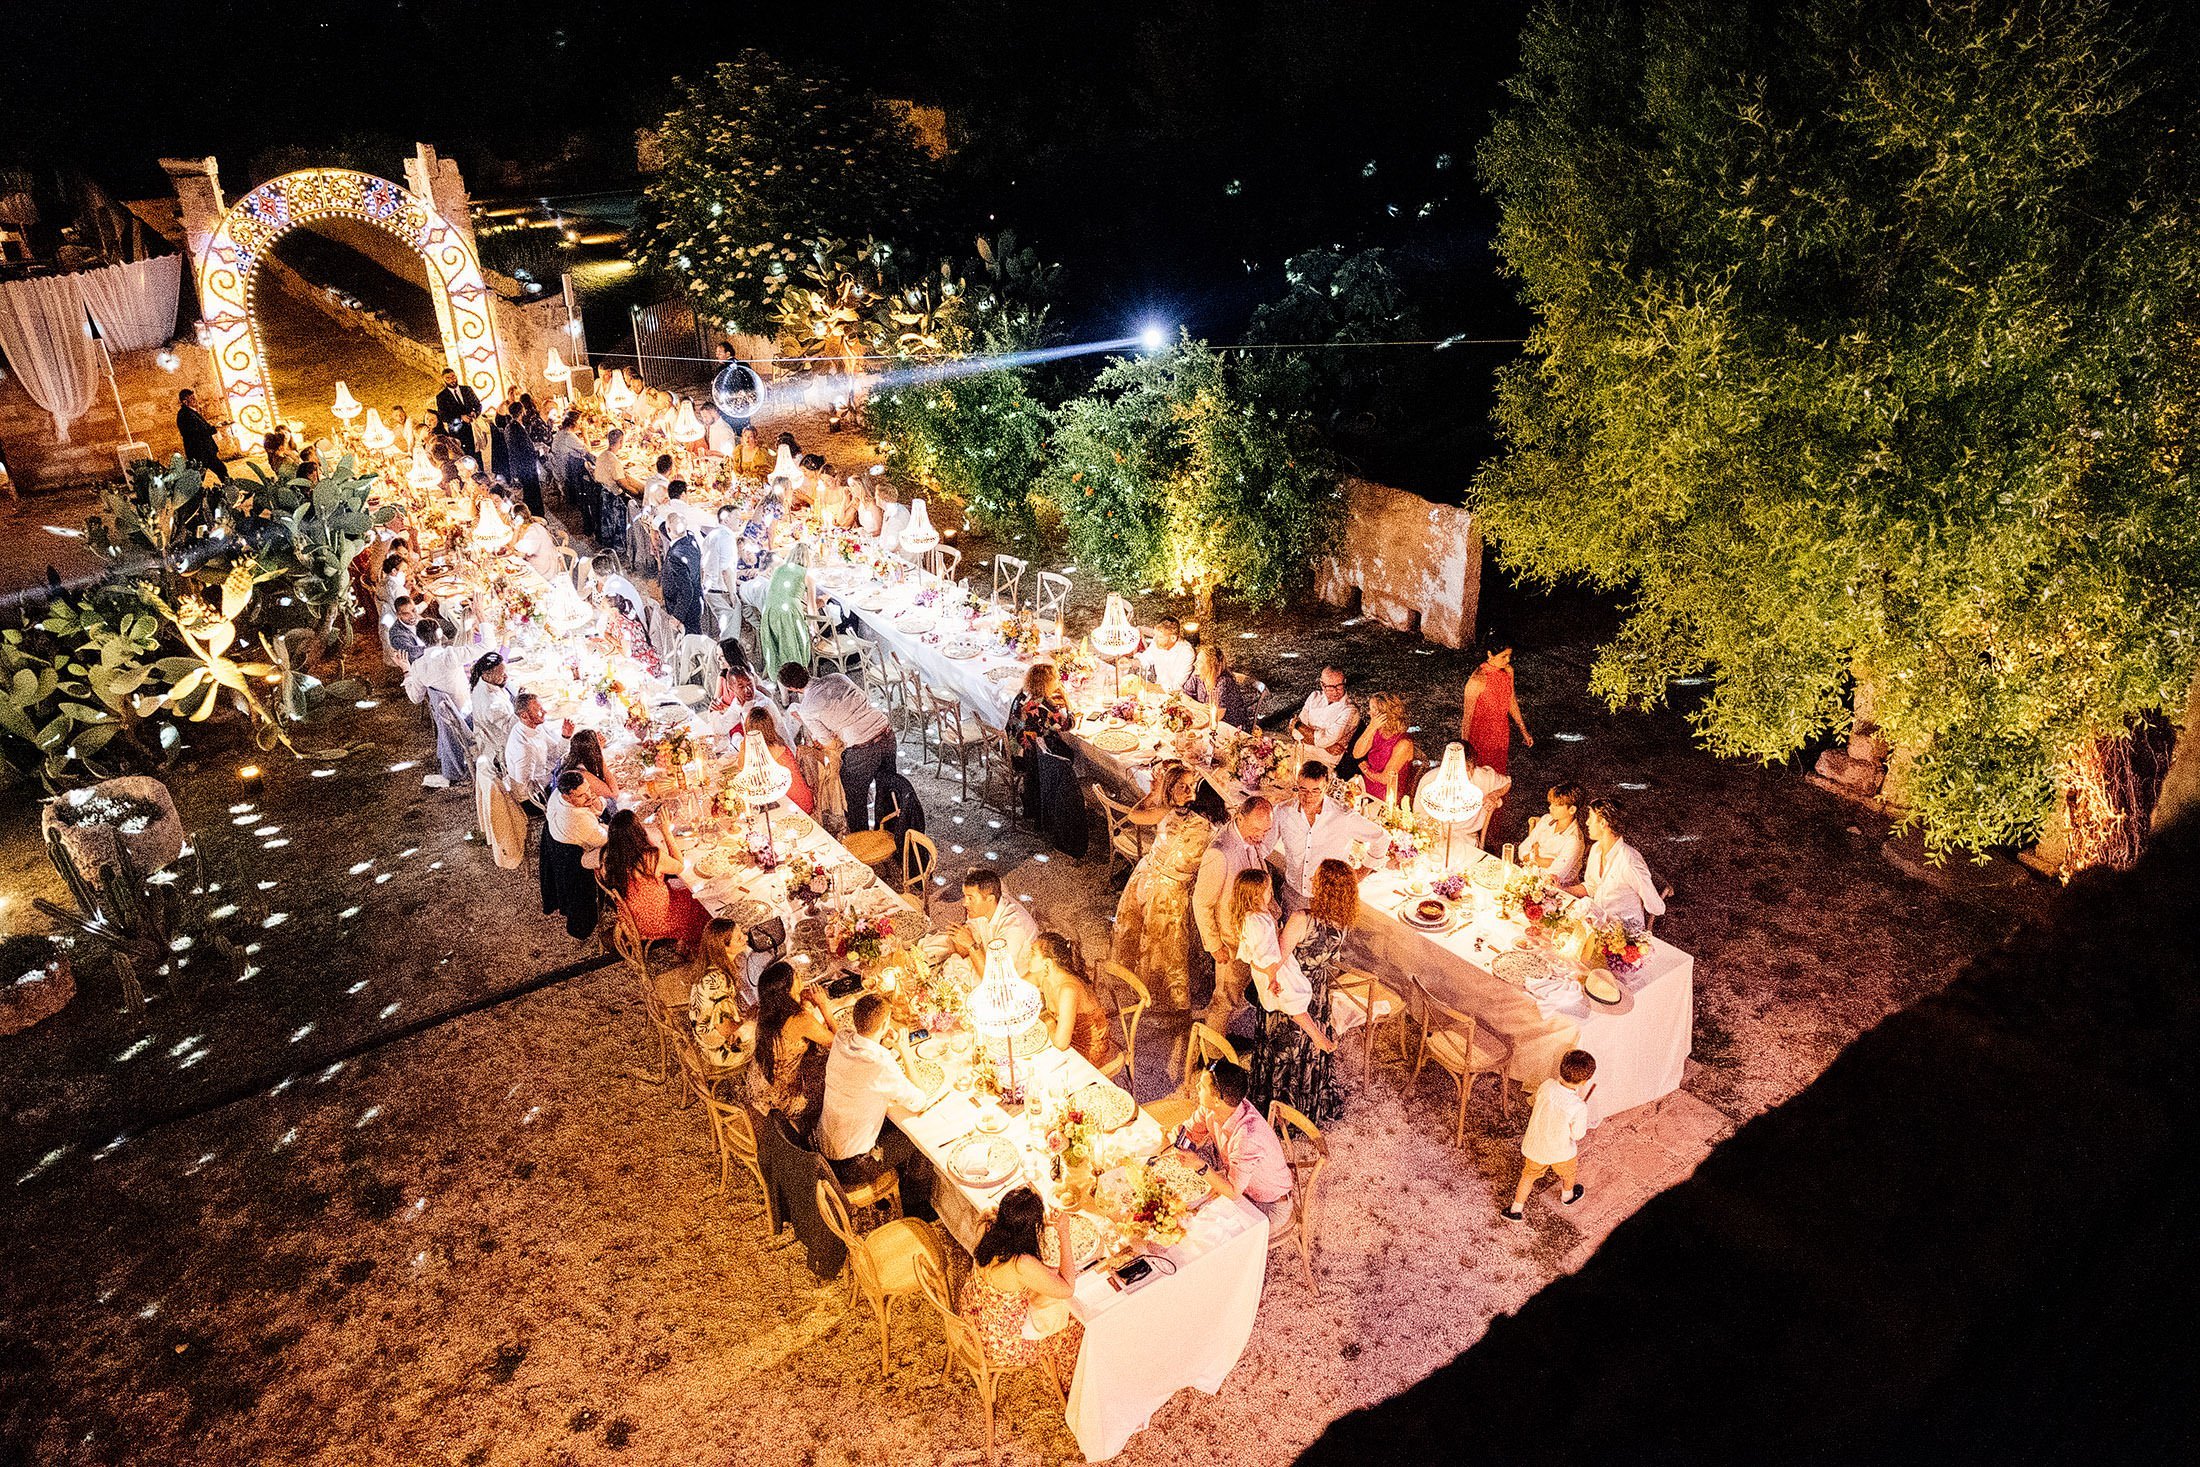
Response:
[1300,815,2200,1463]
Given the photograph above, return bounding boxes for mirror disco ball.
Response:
[711,361,763,420]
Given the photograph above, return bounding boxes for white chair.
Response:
[674,634,725,693]
[931,545,962,584]
[1034,570,1071,627]
[923,689,989,802]
[991,554,1029,609]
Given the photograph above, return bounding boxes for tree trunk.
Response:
[1194,580,1216,629]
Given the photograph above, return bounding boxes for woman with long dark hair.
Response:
[960,1186,1083,1380]
[747,959,834,1121]
[602,809,709,951]
[1008,662,1087,857]
[559,728,620,804]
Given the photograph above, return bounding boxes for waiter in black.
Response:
[433,368,484,461]
[175,389,230,481]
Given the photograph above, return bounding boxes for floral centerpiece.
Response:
[1584,916,1649,972]
[1116,1159,1190,1246]
[1502,868,1569,926]
[1043,1097,1099,1172]
[1003,609,1044,658]
[643,721,698,776]
[783,853,827,902]
[1106,697,1139,722]
[1220,729,1294,789]
[1159,695,1201,735]
[1432,872,1466,902]
[902,948,965,1031]
[831,911,895,971]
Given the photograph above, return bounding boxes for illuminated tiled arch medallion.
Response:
[194,168,505,442]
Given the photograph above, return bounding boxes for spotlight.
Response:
[1139,324,1170,353]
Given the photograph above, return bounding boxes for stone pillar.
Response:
[161,156,226,269]
[404,143,479,254]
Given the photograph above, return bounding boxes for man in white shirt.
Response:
[699,401,739,457]
[779,664,897,830]
[949,870,1040,977]
[1192,796,1280,1028]
[502,693,573,806]
[545,769,610,868]
[1140,616,1196,693]
[1291,667,1359,771]
[511,505,561,579]
[816,994,942,1200]
[1272,761,1387,907]
[721,664,795,748]
[403,619,471,712]
[1570,797,1666,928]
[469,652,516,760]
[640,452,674,511]
[1517,781,1587,887]
[590,428,636,501]
[701,504,744,601]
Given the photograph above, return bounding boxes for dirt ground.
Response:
[0,421,2034,1465]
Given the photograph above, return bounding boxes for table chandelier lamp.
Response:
[669,400,706,444]
[544,346,571,384]
[1414,741,1487,871]
[900,497,940,574]
[359,408,396,453]
[967,938,1042,1104]
[472,496,515,552]
[600,368,636,417]
[728,721,793,857]
[1089,593,1142,695]
[330,382,362,426]
[405,445,443,493]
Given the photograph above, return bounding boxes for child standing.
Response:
[1503,1049,1596,1219]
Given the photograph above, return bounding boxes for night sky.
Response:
[2,1,1531,337]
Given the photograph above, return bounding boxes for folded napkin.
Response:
[1526,971,1591,1019]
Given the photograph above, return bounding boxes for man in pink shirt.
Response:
[1178,1059,1294,1233]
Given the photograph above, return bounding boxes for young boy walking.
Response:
[1503,1048,1596,1219]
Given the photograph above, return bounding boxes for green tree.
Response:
[1038,337,1342,623]
[1243,247,1422,443]
[1476,0,2200,863]
[638,52,944,331]
[866,317,1053,544]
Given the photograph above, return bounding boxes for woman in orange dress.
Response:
[1031,932,1121,1073]
[743,707,814,815]
[1459,641,1534,775]
[602,809,710,952]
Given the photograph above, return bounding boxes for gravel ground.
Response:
[0,427,2035,1465]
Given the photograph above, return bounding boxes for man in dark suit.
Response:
[660,507,706,637]
[175,389,229,480]
[433,368,483,461]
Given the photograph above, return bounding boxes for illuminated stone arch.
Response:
[193,168,505,443]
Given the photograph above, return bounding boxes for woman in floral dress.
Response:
[1008,663,1087,857]
[959,1187,1083,1382]
[1261,857,1354,1125]
[1111,763,1223,1009]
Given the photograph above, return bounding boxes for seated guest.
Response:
[694,916,763,1016]
[767,431,802,486]
[702,504,744,601]
[539,770,605,940]
[1232,868,1336,1065]
[779,664,896,831]
[1176,1059,1295,1233]
[1140,616,1195,693]
[385,596,426,665]
[788,452,829,512]
[511,504,561,578]
[468,652,516,757]
[873,477,910,548]
[1568,796,1667,928]
[403,618,470,712]
[949,870,1039,977]
[641,453,675,511]
[1351,694,1417,803]
[1518,781,1587,886]
[602,808,710,953]
[743,707,814,815]
[1030,932,1121,1072]
[718,661,795,747]
[503,693,573,806]
[560,728,621,804]
[1272,760,1386,907]
[749,960,834,1121]
[959,1186,1084,1382]
[1457,742,1513,851]
[815,993,942,1203]
[1184,642,1252,730]
[546,768,610,869]
[1292,666,1359,771]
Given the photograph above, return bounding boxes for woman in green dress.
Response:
[758,540,813,677]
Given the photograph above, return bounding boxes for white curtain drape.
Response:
[79,255,182,352]
[0,274,99,441]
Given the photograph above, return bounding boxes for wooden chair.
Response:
[913,1249,1066,1465]
[842,792,902,867]
[930,544,962,584]
[925,692,988,803]
[614,913,683,1086]
[990,553,1029,609]
[1090,783,1149,880]
[1033,570,1071,627]
[867,644,913,716]
[980,723,1024,814]
[1267,1102,1330,1295]
[695,1080,772,1234]
[1331,966,1408,1069]
[1145,1023,1242,1132]
[1098,960,1151,1087]
[1410,979,1515,1146]
[901,829,938,904]
[817,1179,948,1376]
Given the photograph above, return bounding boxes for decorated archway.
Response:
[192,168,505,444]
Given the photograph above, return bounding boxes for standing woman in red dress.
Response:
[1460,642,1535,775]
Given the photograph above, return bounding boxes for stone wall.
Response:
[0,340,218,495]
[1313,477,1481,648]
[492,289,579,403]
